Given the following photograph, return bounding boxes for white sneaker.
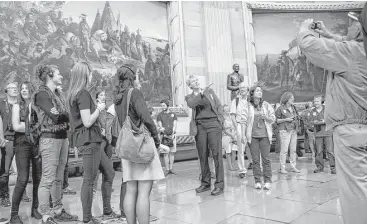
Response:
[263,183,271,190]
[291,167,301,173]
[254,182,262,189]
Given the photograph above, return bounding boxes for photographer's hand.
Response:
[314,21,333,39]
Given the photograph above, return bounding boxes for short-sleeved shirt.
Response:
[69,89,103,147]
[157,111,177,136]
[310,106,332,137]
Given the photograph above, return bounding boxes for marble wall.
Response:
[168,1,256,107]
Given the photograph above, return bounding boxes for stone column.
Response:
[167,1,185,107]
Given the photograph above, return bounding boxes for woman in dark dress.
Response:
[67,62,117,224]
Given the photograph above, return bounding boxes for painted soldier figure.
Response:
[279,50,292,88]
[78,14,91,60]
[227,64,244,100]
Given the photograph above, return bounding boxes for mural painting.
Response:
[0,1,171,106]
[253,12,351,103]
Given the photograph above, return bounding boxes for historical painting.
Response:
[0,1,171,106]
[253,12,350,103]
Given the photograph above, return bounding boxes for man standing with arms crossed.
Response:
[297,12,367,224]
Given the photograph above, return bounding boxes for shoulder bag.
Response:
[115,88,155,163]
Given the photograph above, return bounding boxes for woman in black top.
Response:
[113,64,164,224]
[67,62,117,224]
[10,81,42,223]
[34,65,78,224]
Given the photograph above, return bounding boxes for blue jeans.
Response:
[80,143,115,222]
[0,141,14,199]
[11,141,42,216]
[38,138,68,216]
[249,137,272,183]
[315,136,335,169]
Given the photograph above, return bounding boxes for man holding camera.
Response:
[297,12,367,224]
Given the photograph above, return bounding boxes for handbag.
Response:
[115,88,155,164]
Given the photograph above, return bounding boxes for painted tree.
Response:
[91,9,101,35]
[100,1,117,37]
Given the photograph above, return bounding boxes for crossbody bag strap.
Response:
[123,88,134,123]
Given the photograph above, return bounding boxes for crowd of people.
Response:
[0,60,179,224]
[1,6,367,224]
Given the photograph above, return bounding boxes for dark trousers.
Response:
[195,120,224,189]
[63,151,70,190]
[315,136,335,169]
[80,143,115,222]
[249,137,272,183]
[0,141,14,198]
[11,142,42,216]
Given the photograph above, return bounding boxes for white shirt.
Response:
[107,104,116,116]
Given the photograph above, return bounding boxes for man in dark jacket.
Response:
[185,75,224,196]
[227,64,244,101]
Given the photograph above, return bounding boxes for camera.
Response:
[311,22,320,30]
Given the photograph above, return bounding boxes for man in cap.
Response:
[297,12,367,224]
[0,81,18,207]
[227,64,244,101]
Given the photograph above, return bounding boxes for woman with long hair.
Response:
[67,62,117,224]
[9,81,42,223]
[275,92,301,174]
[92,89,114,199]
[112,64,164,224]
[246,85,275,189]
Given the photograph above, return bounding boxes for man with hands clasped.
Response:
[310,95,335,174]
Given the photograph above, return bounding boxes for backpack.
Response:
[25,101,46,147]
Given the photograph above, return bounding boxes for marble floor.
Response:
[0,153,343,224]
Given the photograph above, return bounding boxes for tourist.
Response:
[275,92,301,174]
[67,62,117,224]
[246,85,275,189]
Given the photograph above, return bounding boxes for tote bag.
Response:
[115,88,155,163]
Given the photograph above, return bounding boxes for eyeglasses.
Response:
[7,87,17,90]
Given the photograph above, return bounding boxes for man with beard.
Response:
[227,64,244,101]
[297,12,367,224]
